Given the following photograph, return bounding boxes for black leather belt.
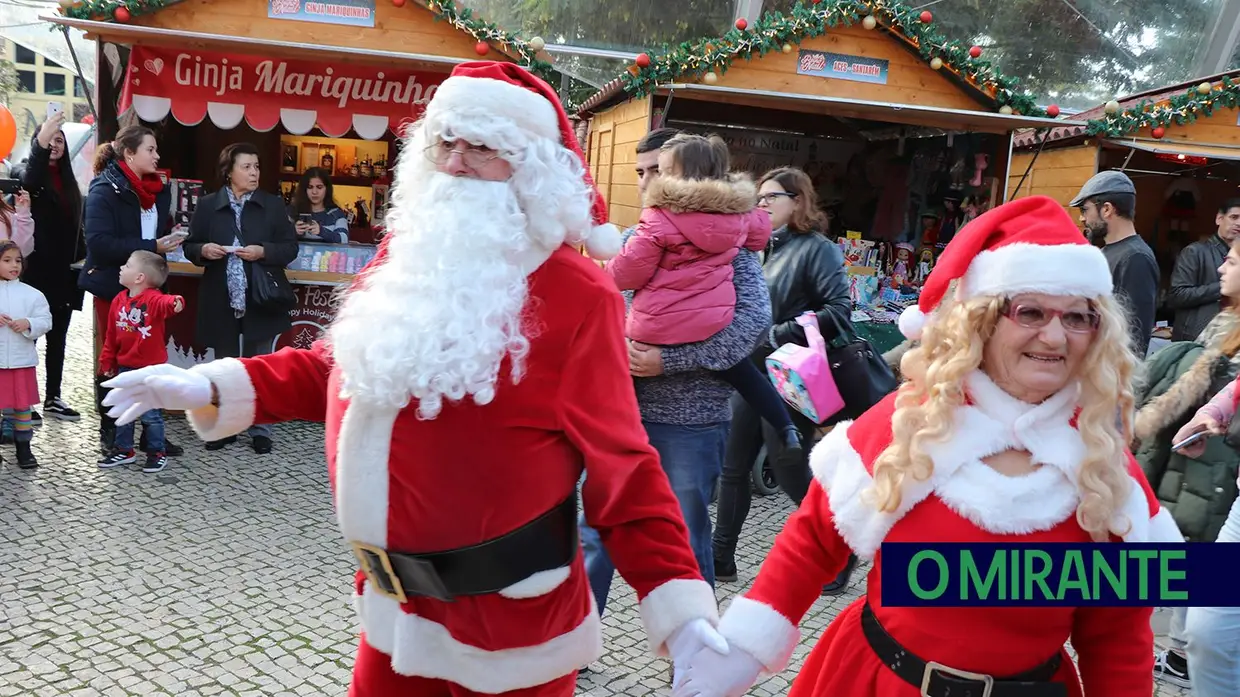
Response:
[351,492,578,603]
[862,603,1067,697]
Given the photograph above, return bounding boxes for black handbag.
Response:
[819,310,899,420]
[248,261,296,313]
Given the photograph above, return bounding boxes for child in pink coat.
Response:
[606,133,803,455]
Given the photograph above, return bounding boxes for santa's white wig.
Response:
[327,98,601,419]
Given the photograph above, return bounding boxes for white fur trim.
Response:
[429,75,560,143]
[1117,480,1185,543]
[335,403,399,546]
[638,579,720,656]
[959,242,1113,301]
[717,597,799,674]
[497,567,572,599]
[186,358,256,442]
[1148,506,1186,543]
[584,222,622,261]
[809,424,893,561]
[936,463,1079,535]
[355,582,603,693]
[898,305,926,340]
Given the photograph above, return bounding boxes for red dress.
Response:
[718,372,1184,697]
[184,244,719,695]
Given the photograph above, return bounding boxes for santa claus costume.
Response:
[104,63,723,696]
[679,196,1185,697]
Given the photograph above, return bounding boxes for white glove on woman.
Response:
[101,364,213,425]
[672,644,765,697]
[666,618,729,690]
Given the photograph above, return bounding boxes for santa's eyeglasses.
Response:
[424,139,505,169]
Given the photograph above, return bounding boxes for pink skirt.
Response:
[0,367,39,411]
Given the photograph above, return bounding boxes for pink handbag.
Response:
[765,312,846,425]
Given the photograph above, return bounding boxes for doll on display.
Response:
[889,242,914,281]
[938,190,964,244]
[949,154,969,190]
[970,153,990,187]
[917,211,942,248]
[915,248,935,285]
[961,195,982,226]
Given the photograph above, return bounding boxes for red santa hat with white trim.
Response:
[425,60,622,261]
[898,195,1112,340]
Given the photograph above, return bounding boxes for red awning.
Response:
[120,45,447,140]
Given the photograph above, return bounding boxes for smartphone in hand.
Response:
[46,101,63,121]
[1171,430,1211,452]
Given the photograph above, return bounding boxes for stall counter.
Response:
[166,261,354,287]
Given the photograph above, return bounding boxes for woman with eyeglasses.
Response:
[712,166,859,592]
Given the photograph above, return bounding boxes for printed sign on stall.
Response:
[796,50,889,85]
[268,0,376,28]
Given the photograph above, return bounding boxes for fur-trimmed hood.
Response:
[643,173,758,215]
[1134,346,1223,442]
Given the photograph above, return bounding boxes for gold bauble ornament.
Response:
[704,71,718,84]
[528,36,545,52]
[1104,100,1120,115]
[861,15,877,30]
[1198,82,1213,95]
[782,43,793,54]
[929,57,943,70]
[999,105,1014,115]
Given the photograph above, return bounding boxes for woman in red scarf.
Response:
[80,125,181,454]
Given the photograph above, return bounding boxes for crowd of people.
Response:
[3,58,1237,695]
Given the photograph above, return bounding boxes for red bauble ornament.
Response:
[920,11,933,23]
[1152,126,1166,139]
[969,45,982,58]
[1045,104,1060,118]
[114,6,131,22]
[392,0,406,6]
[735,18,748,30]
[474,41,489,56]
[635,53,651,68]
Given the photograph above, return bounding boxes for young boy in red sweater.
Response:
[98,250,185,473]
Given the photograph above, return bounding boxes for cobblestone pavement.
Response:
[0,310,1192,696]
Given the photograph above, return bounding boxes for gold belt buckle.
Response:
[921,661,993,697]
[351,541,408,604]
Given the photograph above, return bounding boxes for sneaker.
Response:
[97,448,137,469]
[30,410,41,427]
[142,451,169,473]
[43,398,81,422]
[714,556,739,583]
[1153,648,1191,688]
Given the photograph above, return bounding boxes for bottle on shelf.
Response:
[374,156,387,179]
[320,148,335,173]
[349,159,360,177]
[360,156,373,179]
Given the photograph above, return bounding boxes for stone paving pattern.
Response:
[0,310,1192,696]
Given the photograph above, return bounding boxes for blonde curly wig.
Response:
[866,285,1139,541]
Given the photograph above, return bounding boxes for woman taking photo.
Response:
[81,124,180,451]
[712,166,855,592]
[183,142,297,455]
[19,111,84,423]
[289,167,349,243]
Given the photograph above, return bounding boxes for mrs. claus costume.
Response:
[103,63,722,696]
[681,196,1184,697]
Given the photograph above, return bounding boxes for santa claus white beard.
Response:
[329,171,541,419]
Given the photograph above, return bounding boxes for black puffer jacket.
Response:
[764,226,853,348]
[78,160,172,301]
[16,133,85,310]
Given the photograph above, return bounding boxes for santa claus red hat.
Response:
[898,195,1112,341]
[426,61,622,261]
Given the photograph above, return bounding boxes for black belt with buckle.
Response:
[862,603,1067,697]
[351,491,578,604]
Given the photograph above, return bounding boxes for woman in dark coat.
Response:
[19,111,85,422]
[711,166,860,591]
[183,142,297,454]
[80,124,181,451]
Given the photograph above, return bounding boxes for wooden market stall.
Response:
[577,4,1077,353]
[1008,70,1240,297]
[46,0,551,365]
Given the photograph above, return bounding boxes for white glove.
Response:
[666,618,729,691]
[101,364,213,425]
[672,644,765,697]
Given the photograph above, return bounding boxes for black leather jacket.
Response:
[762,226,853,351]
[1167,234,1228,342]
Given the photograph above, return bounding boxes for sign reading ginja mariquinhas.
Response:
[120,45,444,138]
[796,49,889,85]
[268,0,376,28]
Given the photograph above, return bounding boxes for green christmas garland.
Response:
[1084,77,1240,139]
[61,0,182,21]
[618,0,1044,117]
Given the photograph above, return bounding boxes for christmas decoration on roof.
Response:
[1084,77,1240,139]
[617,0,1046,117]
[59,0,182,22]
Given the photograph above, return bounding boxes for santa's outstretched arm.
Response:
[560,290,719,654]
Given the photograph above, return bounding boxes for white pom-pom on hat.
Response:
[585,222,622,261]
[898,305,927,341]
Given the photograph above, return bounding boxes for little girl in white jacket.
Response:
[0,239,52,468]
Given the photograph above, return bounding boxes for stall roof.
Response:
[42,16,471,71]
[1103,137,1240,163]
[651,84,1081,135]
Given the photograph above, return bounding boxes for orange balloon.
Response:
[0,106,15,162]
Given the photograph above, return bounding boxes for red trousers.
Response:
[347,635,578,697]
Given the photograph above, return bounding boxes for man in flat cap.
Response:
[1072,170,1160,357]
